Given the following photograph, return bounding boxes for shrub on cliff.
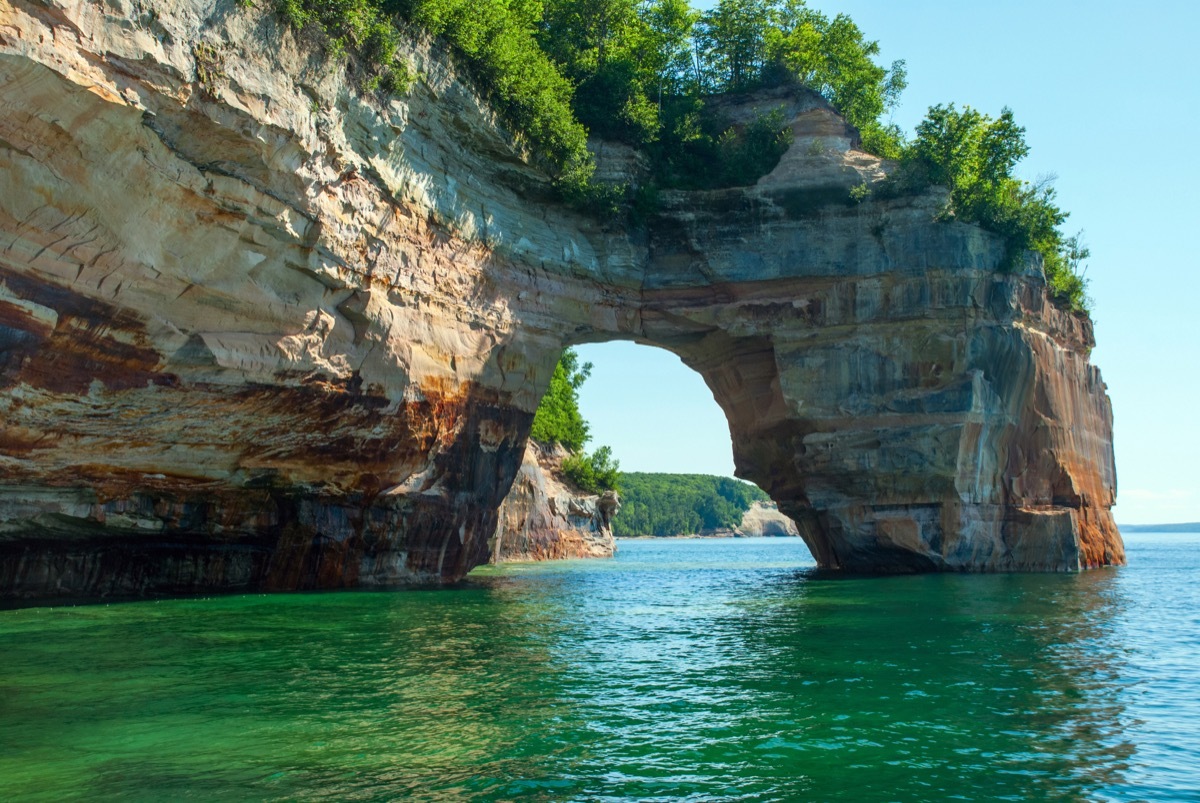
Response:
[275,0,414,92]
[271,1,1091,312]
[271,0,904,192]
[901,103,1091,312]
[694,0,907,156]
[562,446,621,494]
[275,0,593,189]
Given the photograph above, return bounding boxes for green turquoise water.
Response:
[1,534,1198,801]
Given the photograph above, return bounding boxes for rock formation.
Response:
[490,441,618,563]
[0,0,1122,599]
[738,501,801,538]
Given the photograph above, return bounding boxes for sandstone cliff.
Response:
[490,441,617,562]
[738,501,800,538]
[0,0,1122,599]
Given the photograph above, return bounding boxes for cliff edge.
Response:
[0,0,1122,599]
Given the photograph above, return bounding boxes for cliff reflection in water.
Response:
[0,537,1175,801]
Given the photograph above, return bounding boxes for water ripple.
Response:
[0,536,1197,801]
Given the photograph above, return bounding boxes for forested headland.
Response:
[611,473,768,537]
[274,0,1091,311]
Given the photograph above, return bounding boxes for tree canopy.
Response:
[528,349,621,493]
[611,473,769,537]
[273,0,1092,312]
[901,104,1089,310]
[529,348,592,453]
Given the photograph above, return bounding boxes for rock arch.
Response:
[0,1,1121,599]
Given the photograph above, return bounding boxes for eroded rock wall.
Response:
[490,441,618,562]
[0,0,1121,599]
[738,501,800,538]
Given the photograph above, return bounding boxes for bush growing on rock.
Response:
[531,349,621,493]
[270,0,1091,312]
[902,103,1091,311]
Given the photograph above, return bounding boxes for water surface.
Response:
[1,535,1197,801]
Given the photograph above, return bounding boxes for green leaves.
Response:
[530,348,620,493]
[905,103,1090,312]
[276,0,592,190]
[695,0,906,158]
[610,473,769,536]
[274,1,1089,315]
[530,348,592,452]
[275,0,414,91]
[562,446,621,493]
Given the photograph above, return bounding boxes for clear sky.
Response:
[575,0,1200,525]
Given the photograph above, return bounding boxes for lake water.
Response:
[1,534,1197,801]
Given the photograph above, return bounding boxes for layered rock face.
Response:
[0,0,1121,599]
[738,502,800,538]
[490,442,618,563]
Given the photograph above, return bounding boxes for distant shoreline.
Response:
[1119,523,1200,533]
[616,533,798,541]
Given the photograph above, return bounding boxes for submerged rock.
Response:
[0,0,1121,599]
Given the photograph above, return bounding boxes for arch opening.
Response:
[490,336,815,564]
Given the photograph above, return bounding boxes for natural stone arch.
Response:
[0,2,1120,600]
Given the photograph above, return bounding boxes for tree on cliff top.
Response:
[273,0,1089,312]
[530,349,621,493]
[902,103,1090,311]
[530,348,592,452]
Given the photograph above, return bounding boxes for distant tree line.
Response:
[273,0,1092,311]
[611,473,768,537]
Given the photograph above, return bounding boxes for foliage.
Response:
[537,0,695,145]
[647,105,793,189]
[695,0,906,153]
[277,0,591,189]
[530,349,620,493]
[562,446,622,493]
[274,0,901,191]
[274,0,413,92]
[902,103,1090,311]
[611,473,769,537]
[399,0,593,188]
[272,1,1090,315]
[530,348,592,453]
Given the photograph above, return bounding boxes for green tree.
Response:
[610,473,769,536]
[640,0,700,100]
[904,103,1089,310]
[562,445,622,493]
[530,348,592,452]
[696,0,773,91]
[530,349,622,493]
[764,3,906,155]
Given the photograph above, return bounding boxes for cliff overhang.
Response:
[0,0,1122,600]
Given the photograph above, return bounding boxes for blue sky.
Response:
[576,0,1200,524]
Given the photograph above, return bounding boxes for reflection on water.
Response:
[0,535,1196,801]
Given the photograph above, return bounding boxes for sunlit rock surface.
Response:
[0,0,1121,598]
[490,441,617,563]
[738,501,801,538]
